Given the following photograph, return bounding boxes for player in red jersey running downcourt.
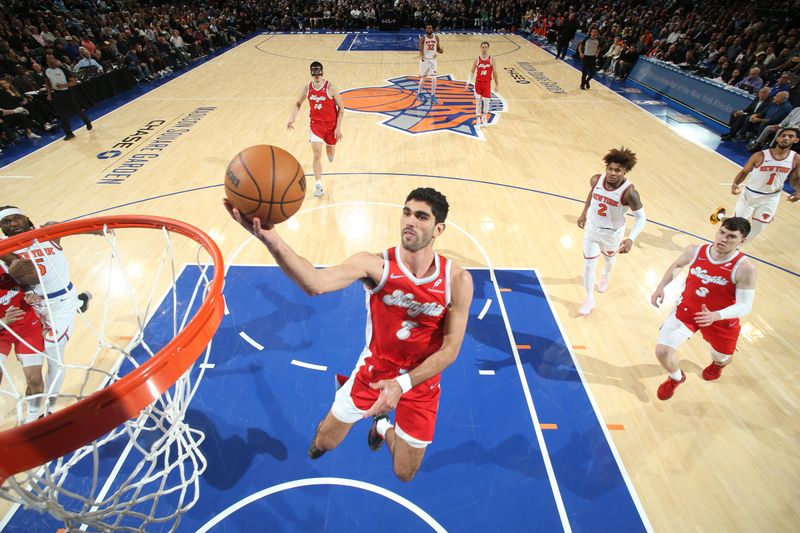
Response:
[287,61,344,198]
[650,217,756,400]
[469,41,499,127]
[710,127,800,241]
[224,188,473,482]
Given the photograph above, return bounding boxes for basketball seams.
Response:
[266,146,276,224]
[225,184,304,205]
[280,162,305,218]
[237,151,264,205]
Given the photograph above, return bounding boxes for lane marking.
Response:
[540,423,558,430]
[499,288,511,292]
[0,175,33,179]
[478,369,495,376]
[477,299,492,319]
[195,477,447,533]
[291,359,328,372]
[516,344,531,350]
[571,345,586,350]
[239,331,264,351]
[199,363,216,370]
[607,424,625,430]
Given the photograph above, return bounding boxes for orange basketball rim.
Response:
[0,215,225,485]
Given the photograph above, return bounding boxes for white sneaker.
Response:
[597,275,610,293]
[579,299,595,316]
[27,132,41,140]
[475,117,482,127]
[314,182,324,197]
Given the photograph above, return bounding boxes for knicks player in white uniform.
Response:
[711,127,800,241]
[224,188,473,483]
[577,147,647,316]
[0,206,93,414]
[418,24,443,104]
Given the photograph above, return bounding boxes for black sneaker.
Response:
[368,415,389,451]
[307,442,326,459]
[63,133,75,140]
[86,123,93,131]
[77,291,92,313]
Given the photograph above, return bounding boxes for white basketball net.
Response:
[0,223,219,532]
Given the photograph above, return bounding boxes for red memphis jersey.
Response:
[476,56,493,81]
[0,273,41,336]
[366,247,451,371]
[308,80,338,123]
[675,244,746,327]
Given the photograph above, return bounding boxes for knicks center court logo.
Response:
[341,75,506,139]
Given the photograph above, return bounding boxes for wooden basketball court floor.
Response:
[0,32,798,531]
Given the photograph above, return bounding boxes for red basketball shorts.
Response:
[474,80,492,98]
[674,308,741,355]
[309,120,337,146]
[0,320,45,366]
[332,353,441,446]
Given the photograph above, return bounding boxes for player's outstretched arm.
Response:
[731,151,763,195]
[224,199,382,295]
[363,266,473,418]
[650,245,697,307]
[287,84,308,130]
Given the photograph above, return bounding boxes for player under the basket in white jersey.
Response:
[418,24,443,104]
[576,147,647,316]
[711,127,800,241]
[0,206,95,415]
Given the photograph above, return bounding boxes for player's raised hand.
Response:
[694,304,720,327]
[650,287,665,307]
[8,258,37,286]
[223,199,274,238]
[363,379,402,418]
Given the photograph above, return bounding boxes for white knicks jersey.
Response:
[422,34,438,59]
[586,174,633,231]
[14,240,71,296]
[747,149,796,194]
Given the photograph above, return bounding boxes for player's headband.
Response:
[0,208,23,222]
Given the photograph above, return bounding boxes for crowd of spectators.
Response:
[2,0,800,152]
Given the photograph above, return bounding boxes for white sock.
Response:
[417,79,424,93]
[482,97,490,117]
[711,351,731,365]
[669,369,683,381]
[583,257,598,300]
[376,417,393,438]
[430,77,436,95]
[25,399,40,423]
[747,219,765,241]
[475,98,481,118]
[602,254,617,276]
[44,341,67,404]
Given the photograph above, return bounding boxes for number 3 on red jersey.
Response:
[396,320,419,340]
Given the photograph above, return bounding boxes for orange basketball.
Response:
[342,88,418,112]
[224,145,306,225]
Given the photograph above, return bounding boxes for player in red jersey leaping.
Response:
[287,61,345,198]
[224,188,473,482]
[650,217,757,400]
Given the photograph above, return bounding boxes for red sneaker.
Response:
[702,362,726,381]
[657,371,686,400]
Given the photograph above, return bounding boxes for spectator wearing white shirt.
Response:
[74,47,104,75]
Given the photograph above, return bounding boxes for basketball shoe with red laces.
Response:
[657,371,686,400]
[702,362,726,381]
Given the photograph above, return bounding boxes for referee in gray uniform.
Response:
[578,28,600,90]
[44,53,92,140]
